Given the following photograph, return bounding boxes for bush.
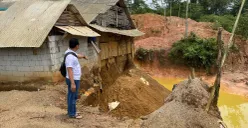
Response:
[169,33,218,71]
[199,15,235,32]
[135,48,149,61]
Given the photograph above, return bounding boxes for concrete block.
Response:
[13,72,25,77]
[18,66,30,72]
[28,61,36,66]
[8,50,20,56]
[49,47,58,54]
[38,72,52,77]
[48,36,62,42]
[0,49,8,56]
[43,66,50,71]
[15,55,22,61]
[6,66,17,71]
[35,55,41,61]
[18,55,27,61]
[22,61,29,66]
[35,60,42,66]
[0,65,5,70]
[3,56,10,61]
[24,72,34,77]
[0,71,13,76]
[51,65,60,71]
[11,61,22,66]
[0,61,8,66]
[34,66,44,72]
[41,60,51,66]
[48,41,57,48]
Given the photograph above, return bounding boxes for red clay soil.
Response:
[132,14,248,71]
[132,13,248,97]
[132,13,233,49]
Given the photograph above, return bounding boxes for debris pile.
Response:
[141,78,224,128]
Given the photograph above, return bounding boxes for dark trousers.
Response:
[66,78,80,117]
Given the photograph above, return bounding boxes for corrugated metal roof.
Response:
[70,0,119,24]
[90,24,144,37]
[56,26,100,37]
[0,0,70,48]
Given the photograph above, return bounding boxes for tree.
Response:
[232,0,248,15]
[198,0,233,15]
[237,14,248,39]
[185,0,189,38]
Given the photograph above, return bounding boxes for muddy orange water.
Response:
[154,77,248,128]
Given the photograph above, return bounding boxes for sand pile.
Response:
[141,78,224,128]
[82,64,170,119]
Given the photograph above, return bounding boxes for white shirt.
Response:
[65,48,81,80]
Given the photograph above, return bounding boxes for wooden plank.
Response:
[100,43,108,60]
[118,40,127,55]
[127,41,132,54]
[108,42,118,57]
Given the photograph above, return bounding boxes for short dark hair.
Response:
[69,38,79,48]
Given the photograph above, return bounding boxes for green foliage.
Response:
[199,15,235,32]
[135,48,149,61]
[135,48,155,62]
[231,0,248,15]
[169,33,218,70]
[237,14,248,39]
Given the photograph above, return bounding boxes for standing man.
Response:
[65,38,87,119]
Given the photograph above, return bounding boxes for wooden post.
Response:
[178,3,181,17]
[212,28,223,106]
[205,27,223,111]
[190,67,195,79]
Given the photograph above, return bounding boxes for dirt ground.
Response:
[0,83,142,128]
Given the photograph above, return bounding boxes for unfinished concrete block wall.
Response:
[0,42,52,82]
[50,35,99,81]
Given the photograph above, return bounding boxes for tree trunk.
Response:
[205,28,223,111]
[185,0,189,38]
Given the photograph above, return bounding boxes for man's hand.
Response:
[77,53,88,60]
[71,82,76,92]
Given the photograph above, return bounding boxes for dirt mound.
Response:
[141,78,223,128]
[82,64,171,119]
